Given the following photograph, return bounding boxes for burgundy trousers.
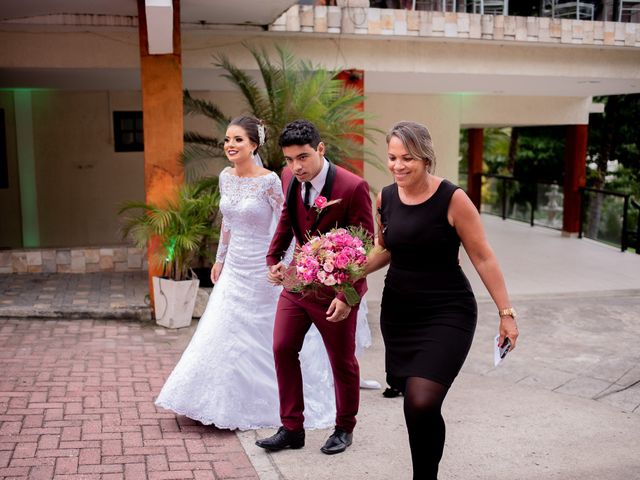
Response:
[272,291,360,433]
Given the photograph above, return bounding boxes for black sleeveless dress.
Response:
[379,180,477,390]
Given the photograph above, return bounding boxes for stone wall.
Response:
[0,246,147,274]
[272,6,640,48]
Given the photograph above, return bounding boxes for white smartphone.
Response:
[498,337,511,359]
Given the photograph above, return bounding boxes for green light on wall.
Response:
[0,88,52,93]
[14,90,40,248]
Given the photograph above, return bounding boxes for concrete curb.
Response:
[237,430,283,480]
[0,306,153,321]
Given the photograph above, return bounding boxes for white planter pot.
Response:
[152,276,200,328]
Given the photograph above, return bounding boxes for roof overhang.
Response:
[1,0,298,56]
[0,0,298,26]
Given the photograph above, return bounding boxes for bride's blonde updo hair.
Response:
[386,121,436,174]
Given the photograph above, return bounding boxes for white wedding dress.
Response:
[156,167,364,430]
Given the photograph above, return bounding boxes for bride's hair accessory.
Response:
[229,116,267,152]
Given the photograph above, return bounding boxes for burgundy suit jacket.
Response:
[267,161,374,305]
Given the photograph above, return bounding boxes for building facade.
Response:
[1,1,639,268]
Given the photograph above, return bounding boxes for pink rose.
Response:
[314,196,328,210]
[323,274,337,286]
[323,259,335,273]
[334,252,350,269]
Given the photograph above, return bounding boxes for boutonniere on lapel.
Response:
[313,196,342,217]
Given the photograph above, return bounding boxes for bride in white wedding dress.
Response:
[155,117,375,430]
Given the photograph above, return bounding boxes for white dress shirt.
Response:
[302,158,330,205]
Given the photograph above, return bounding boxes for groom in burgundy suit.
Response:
[256,120,374,455]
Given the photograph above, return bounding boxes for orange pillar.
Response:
[336,69,364,177]
[467,128,483,210]
[137,0,184,301]
[562,125,588,234]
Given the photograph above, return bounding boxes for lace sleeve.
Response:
[265,173,284,218]
[266,174,295,264]
[215,170,231,264]
[215,217,231,264]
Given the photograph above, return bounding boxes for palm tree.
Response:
[182,44,381,180]
[118,178,220,281]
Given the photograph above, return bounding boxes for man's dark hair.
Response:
[278,119,321,149]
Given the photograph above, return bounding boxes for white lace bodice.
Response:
[215,168,283,263]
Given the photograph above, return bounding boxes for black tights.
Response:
[403,377,449,480]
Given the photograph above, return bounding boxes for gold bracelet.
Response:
[498,307,517,320]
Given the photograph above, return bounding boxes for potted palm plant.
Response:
[119,178,220,328]
[181,44,382,181]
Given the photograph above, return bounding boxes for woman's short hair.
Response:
[229,116,266,154]
[278,119,321,149]
[386,121,436,173]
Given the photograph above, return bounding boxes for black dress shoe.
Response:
[382,386,403,398]
[320,428,353,455]
[255,426,305,451]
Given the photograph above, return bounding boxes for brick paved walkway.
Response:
[0,319,258,480]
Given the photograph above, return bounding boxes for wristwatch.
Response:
[498,307,517,320]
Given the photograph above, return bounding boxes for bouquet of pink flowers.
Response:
[290,226,373,306]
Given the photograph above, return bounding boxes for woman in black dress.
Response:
[366,121,519,479]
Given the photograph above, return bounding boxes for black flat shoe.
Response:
[255,426,305,451]
[320,428,353,455]
[382,386,403,398]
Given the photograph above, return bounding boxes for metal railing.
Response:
[579,187,639,253]
[478,174,565,230]
[306,1,640,23]
[630,199,640,253]
[469,173,639,252]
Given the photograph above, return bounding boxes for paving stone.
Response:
[0,272,151,320]
[56,251,71,266]
[516,368,577,391]
[12,254,28,274]
[0,318,258,479]
[553,376,613,399]
[113,250,127,263]
[0,252,11,268]
[26,252,43,267]
[586,356,640,383]
[596,382,640,413]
